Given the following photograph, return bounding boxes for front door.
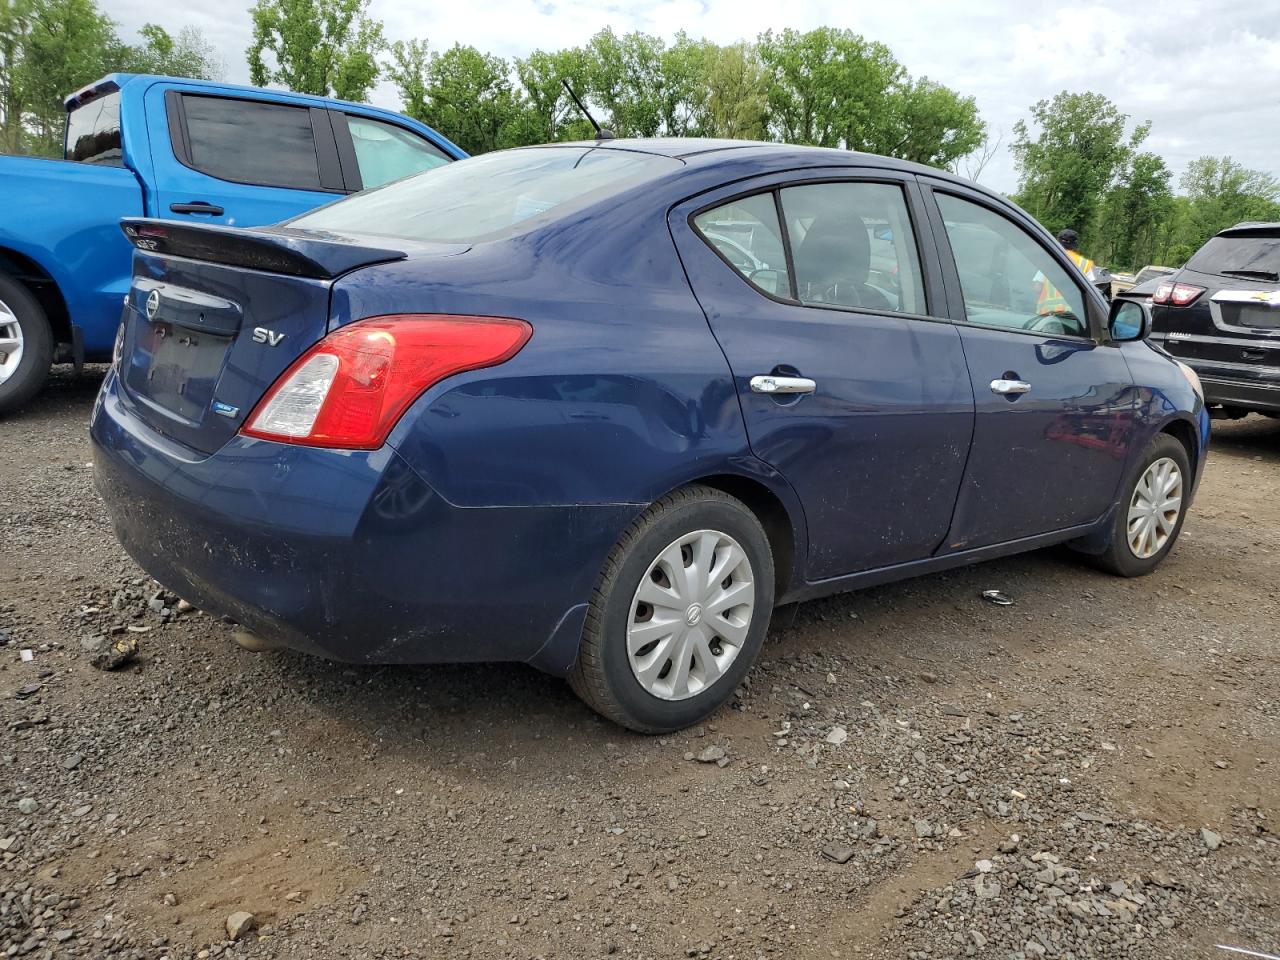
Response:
[670,173,974,580]
[924,186,1137,550]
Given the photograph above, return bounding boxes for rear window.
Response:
[1185,233,1280,278]
[66,92,122,166]
[290,147,681,243]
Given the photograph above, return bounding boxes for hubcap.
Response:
[627,529,755,701]
[0,297,23,387]
[1127,457,1183,559]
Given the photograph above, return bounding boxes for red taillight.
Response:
[241,314,531,449]
[1151,282,1205,307]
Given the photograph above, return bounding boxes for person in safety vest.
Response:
[1057,229,1096,276]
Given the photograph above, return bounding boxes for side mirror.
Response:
[1108,299,1151,342]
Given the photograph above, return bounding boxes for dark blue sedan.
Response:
[90,139,1209,732]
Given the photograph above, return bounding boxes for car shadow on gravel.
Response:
[1,364,106,422]
[1209,414,1280,462]
[229,538,1107,781]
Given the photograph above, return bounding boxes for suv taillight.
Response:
[1152,282,1206,307]
[241,314,531,449]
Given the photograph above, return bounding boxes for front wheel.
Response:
[1094,433,1192,577]
[0,275,54,415]
[569,486,775,733]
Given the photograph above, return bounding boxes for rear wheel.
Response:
[569,486,775,733]
[1094,433,1191,577]
[0,275,53,415]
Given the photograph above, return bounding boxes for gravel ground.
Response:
[2,366,1277,960]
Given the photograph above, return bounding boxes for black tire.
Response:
[1094,433,1192,577]
[569,485,775,733]
[0,274,54,415]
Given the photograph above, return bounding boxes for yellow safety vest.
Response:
[1064,249,1095,276]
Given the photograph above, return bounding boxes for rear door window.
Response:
[780,182,926,315]
[181,95,323,191]
[345,115,451,189]
[692,194,791,298]
[66,92,123,166]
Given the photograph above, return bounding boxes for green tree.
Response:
[1179,155,1280,251]
[0,0,31,153]
[704,41,767,140]
[887,77,983,168]
[15,0,115,154]
[1095,151,1173,270]
[119,23,221,79]
[416,44,523,155]
[247,0,385,101]
[385,38,429,119]
[581,28,666,137]
[757,27,901,149]
[658,32,714,137]
[1011,91,1139,244]
[511,46,593,143]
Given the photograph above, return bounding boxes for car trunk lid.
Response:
[116,218,414,456]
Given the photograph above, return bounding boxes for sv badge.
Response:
[252,327,285,346]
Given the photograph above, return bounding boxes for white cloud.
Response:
[101,0,1280,193]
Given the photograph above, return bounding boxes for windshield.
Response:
[291,146,681,243]
[1186,233,1280,277]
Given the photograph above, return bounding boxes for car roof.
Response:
[1218,221,1280,237]
[549,137,1002,200]
[66,73,401,116]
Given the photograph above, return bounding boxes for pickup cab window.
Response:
[66,92,123,166]
[181,95,324,191]
[346,115,451,189]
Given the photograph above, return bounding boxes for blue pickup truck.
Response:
[0,73,465,412]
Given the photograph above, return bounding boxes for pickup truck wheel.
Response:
[0,275,53,415]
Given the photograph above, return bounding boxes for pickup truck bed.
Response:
[0,72,464,413]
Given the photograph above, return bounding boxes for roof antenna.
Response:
[561,79,614,140]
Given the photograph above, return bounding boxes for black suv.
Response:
[1150,222,1280,418]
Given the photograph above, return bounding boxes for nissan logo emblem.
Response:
[145,289,161,321]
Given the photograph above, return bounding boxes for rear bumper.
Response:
[89,370,627,671]
[1184,360,1280,413]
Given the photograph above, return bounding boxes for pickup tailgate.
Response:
[116,219,407,455]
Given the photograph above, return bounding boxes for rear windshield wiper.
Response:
[1221,269,1280,281]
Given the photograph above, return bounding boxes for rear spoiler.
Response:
[120,219,408,280]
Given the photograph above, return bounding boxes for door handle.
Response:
[750,375,817,395]
[990,378,1031,395]
[170,202,224,215]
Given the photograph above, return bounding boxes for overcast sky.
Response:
[103,0,1280,193]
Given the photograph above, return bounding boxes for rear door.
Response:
[670,170,974,580]
[146,85,347,227]
[921,182,1136,550]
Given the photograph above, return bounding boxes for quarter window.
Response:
[182,95,323,191]
[65,92,122,166]
[693,194,790,298]
[780,182,926,315]
[936,194,1088,337]
[346,115,451,189]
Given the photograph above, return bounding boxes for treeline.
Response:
[1011,91,1280,270]
[4,0,1278,271]
[0,0,222,155]
[246,1,986,168]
